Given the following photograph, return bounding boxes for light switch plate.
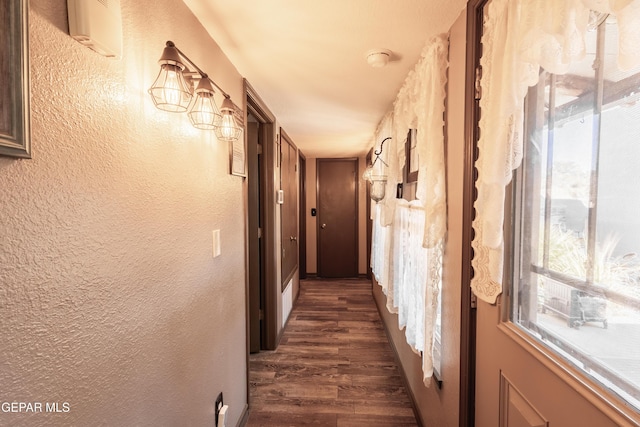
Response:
[212,230,221,258]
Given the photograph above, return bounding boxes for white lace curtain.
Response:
[379,34,449,251]
[372,201,442,384]
[392,202,442,381]
[370,34,449,385]
[371,204,391,295]
[471,0,640,303]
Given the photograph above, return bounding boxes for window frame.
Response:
[405,128,419,184]
[507,18,640,413]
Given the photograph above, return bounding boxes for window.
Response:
[512,15,640,411]
[398,129,419,201]
[405,128,418,183]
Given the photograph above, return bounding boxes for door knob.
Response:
[321,223,327,229]
[290,236,297,241]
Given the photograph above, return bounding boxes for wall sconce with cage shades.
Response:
[148,41,242,142]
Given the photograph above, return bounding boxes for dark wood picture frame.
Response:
[1,0,31,158]
[405,128,418,183]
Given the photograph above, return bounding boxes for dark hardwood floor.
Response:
[246,278,418,427]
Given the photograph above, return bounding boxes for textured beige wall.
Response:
[0,1,247,426]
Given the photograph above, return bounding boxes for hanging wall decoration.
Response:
[0,0,31,158]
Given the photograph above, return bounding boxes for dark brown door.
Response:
[317,158,358,278]
[280,131,298,287]
[247,120,261,354]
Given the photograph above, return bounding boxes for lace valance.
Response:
[471,0,640,303]
[378,34,449,250]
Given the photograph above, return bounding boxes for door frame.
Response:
[365,149,373,280]
[299,152,307,280]
[461,0,485,425]
[246,118,261,355]
[316,158,359,278]
[244,79,279,368]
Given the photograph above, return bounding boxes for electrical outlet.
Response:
[215,392,223,426]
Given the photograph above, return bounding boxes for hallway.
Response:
[246,278,418,426]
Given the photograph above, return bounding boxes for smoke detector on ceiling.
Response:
[366,49,392,68]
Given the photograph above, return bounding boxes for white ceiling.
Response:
[182,0,467,158]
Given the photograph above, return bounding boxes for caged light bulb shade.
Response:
[149,41,242,141]
[148,63,192,113]
[188,77,221,130]
[214,96,242,142]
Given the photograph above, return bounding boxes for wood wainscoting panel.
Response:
[500,372,549,427]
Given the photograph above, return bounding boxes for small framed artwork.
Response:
[405,128,418,183]
[1,0,31,158]
[229,104,246,177]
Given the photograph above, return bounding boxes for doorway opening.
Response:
[245,81,277,354]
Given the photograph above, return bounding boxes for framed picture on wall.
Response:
[0,0,31,158]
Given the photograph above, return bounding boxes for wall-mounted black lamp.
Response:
[148,41,242,142]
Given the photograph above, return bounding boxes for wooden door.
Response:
[469,1,640,425]
[280,130,298,287]
[317,158,358,278]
